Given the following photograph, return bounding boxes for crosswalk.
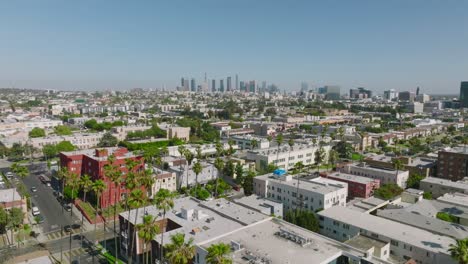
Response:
[51,247,87,264]
[46,229,80,240]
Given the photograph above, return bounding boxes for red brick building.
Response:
[321,172,380,199]
[59,147,144,208]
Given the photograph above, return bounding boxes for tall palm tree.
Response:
[183,150,194,189]
[79,175,92,249]
[164,233,195,264]
[206,243,232,264]
[314,147,325,175]
[449,238,468,264]
[177,146,186,189]
[227,139,235,157]
[66,172,80,216]
[124,158,141,260]
[137,215,160,264]
[275,133,284,167]
[154,189,175,262]
[293,161,304,210]
[192,161,203,195]
[328,150,339,171]
[92,179,106,262]
[287,138,294,171]
[104,154,122,263]
[128,189,147,264]
[392,158,405,180]
[213,158,224,198]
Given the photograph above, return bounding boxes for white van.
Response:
[32,206,40,216]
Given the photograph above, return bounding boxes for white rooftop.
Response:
[318,206,455,254]
[256,173,347,195]
[0,188,21,203]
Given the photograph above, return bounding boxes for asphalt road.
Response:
[21,165,77,233]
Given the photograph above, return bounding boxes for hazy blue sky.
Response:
[1,0,467,93]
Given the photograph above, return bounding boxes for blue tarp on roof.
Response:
[273,169,286,176]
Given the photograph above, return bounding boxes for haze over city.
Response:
[1,0,467,93]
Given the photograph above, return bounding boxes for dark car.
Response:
[64,204,72,212]
[64,225,72,232]
[31,186,37,193]
[35,214,45,224]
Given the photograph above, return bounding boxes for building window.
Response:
[391,240,399,247]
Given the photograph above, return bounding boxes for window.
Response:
[391,240,399,247]
[371,233,379,239]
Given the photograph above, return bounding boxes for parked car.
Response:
[31,186,37,193]
[6,172,13,179]
[35,214,45,224]
[64,204,72,212]
[32,206,40,216]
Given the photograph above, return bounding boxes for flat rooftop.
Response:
[61,147,139,161]
[0,188,21,203]
[421,177,468,191]
[120,197,269,244]
[325,172,379,184]
[199,218,381,264]
[257,174,347,195]
[318,206,455,254]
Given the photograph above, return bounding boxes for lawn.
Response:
[351,153,363,161]
[79,201,96,221]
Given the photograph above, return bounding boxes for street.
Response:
[22,165,77,233]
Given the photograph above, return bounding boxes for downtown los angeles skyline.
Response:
[1,0,468,93]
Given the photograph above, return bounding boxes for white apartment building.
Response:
[420,177,468,198]
[148,168,177,197]
[30,132,104,150]
[167,143,238,157]
[111,125,152,141]
[168,161,219,189]
[230,134,270,150]
[341,163,409,188]
[246,143,332,171]
[253,173,347,212]
[318,206,455,264]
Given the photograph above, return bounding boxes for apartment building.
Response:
[167,161,218,189]
[419,177,468,198]
[0,188,28,224]
[246,143,332,171]
[318,206,455,264]
[364,154,436,177]
[30,132,104,150]
[120,197,381,264]
[437,147,468,181]
[340,163,409,188]
[60,147,144,208]
[253,172,347,212]
[111,125,152,141]
[147,168,177,197]
[230,134,270,150]
[321,171,380,198]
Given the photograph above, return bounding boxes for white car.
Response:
[6,172,13,178]
[32,206,40,216]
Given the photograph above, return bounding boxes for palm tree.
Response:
[206,243,232,264]
[286,138,294,171]
[213,158,224,198]
[328,150,339,171]
[266,135,272,146]
[137,215,160,264]
[275,133,284,167]
[293,161,304,210]
[193,161,203,194]
[250,139,258,150]
[227,139,235,157]
[92,179,106,262]
[66,172,80,216]
[215,142,224,157]
[177,145,186,189]
[449,238,468,264]
[79,175,92,249]
[164,233,195,264]
[104,154,122,262]
[392,158,405,180]
[124,158,141,260]
[196,146,202,160]
[183,150,194,189]
[314,147,325,175]
[154,189,175,262]
[128,189,147,264]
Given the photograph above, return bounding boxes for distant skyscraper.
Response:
[219,79,224,92]
[212,79,216,92]
[350,87,372,99]
[261,81,266,92]
[324,85,340,100]
[249,80,256,93]
[383,89,398,101]
[183,78,189,91]
[181,77,185,87]
[227,77,232,91]
[416,87,420,96]
[235,74,239,91]
[190,78,196,92]
[240,81,246,92]
[460,82,468,107]
[398,91,415,102]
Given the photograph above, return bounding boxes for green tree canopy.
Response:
[56,141,76,152]
[29,127,46,138]
[97,132,119,147]
[54,125,73,135]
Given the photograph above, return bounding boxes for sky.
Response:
[0,0,467,94]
